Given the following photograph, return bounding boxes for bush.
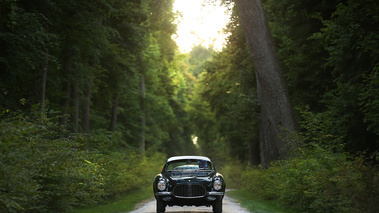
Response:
[0,113,105,212]
[0,111,166,212]
[242,146,379,212]
[218,158,244,189]
[88,150,165,198]
[240,109,379,213]
[241,164,282,200]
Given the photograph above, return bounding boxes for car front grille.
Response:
[173,184,206,198]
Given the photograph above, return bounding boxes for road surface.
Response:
[129,194,250,213]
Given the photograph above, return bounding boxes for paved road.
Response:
[129,195,250,213]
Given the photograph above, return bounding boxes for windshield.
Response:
[164,159,213,171]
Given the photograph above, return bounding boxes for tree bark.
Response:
[139,73,146,154]
[60,36,73,128]
[109,93,119,132]
[82,76,93,150]
[40,47,48,110]
[82,78,92,133]
[71,78,79,133]
[39,12,50,111]
[138,49,146,154]
[60,81,70,128]
[235,0,299,168]
[249,138,260,166]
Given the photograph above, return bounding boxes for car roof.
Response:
[167,156,211,162]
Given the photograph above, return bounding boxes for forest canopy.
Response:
[0,0,378,212]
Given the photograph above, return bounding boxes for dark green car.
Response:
[153,156,226,213]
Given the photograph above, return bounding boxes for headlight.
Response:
[157,180,166,191]
[213,179,222,191]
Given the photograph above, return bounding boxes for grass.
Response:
[67,186,154,213]
[226,189,300,213]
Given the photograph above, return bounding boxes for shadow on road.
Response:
[129,194,250,213]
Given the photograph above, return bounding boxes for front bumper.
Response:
[155,191,224,206]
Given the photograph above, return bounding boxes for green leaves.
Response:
[360,66,379,135]
[242,139,379,212]
[187,6,259,164]
[0,111,166,212]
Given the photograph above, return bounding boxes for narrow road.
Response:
[129,194,250,213]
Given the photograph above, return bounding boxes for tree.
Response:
[0,0,50,111]
[317,0,379,154]
[263,0,339,111]
[234,0,299,168]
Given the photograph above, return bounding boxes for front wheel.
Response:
[156,200,166,213]
[213,200,222,213]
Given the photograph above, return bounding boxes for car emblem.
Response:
[188,180,191,182]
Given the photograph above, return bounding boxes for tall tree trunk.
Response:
[40,47,48,110]
[39,14,49,111]
[249,139,260,166]
[82,76,93,150]
[82,78,92,133]
[138,50,146,154]
[61,36,73,128]
[61,81,71,128]
[139,73,146,154]
[83,17,102,149]
[235,0,299,168]
[109,93,119,132]
[71,79,79,133]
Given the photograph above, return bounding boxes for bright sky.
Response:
[173,0,231,53]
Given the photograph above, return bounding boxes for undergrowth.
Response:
[0,110,165,212]
[222,108,379,213]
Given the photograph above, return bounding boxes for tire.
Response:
[213,200,222,213]
[156,200,166,213]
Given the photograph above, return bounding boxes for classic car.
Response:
[153,156,226,213]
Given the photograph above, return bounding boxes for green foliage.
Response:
[0,111,165,213]
[264,0,379,155]
[0,0,51,110]
[0,1,185,210]
[89,129,126,152]
[218,158,244,189]
[312,0,379,154]
[0,0,186,156]
[1,0,379,212]
[360,66,379,135]
[188,5,259,164]
[86,151,165,198]
[243,149,379,212]
[0,112,101,212]
[241,109,379,213]
[264,0,338,110]
[257,3,379,211]
[188,45,214,77]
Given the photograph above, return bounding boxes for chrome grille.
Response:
[173,184,206,198]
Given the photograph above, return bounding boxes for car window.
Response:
[165,159,213,171]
